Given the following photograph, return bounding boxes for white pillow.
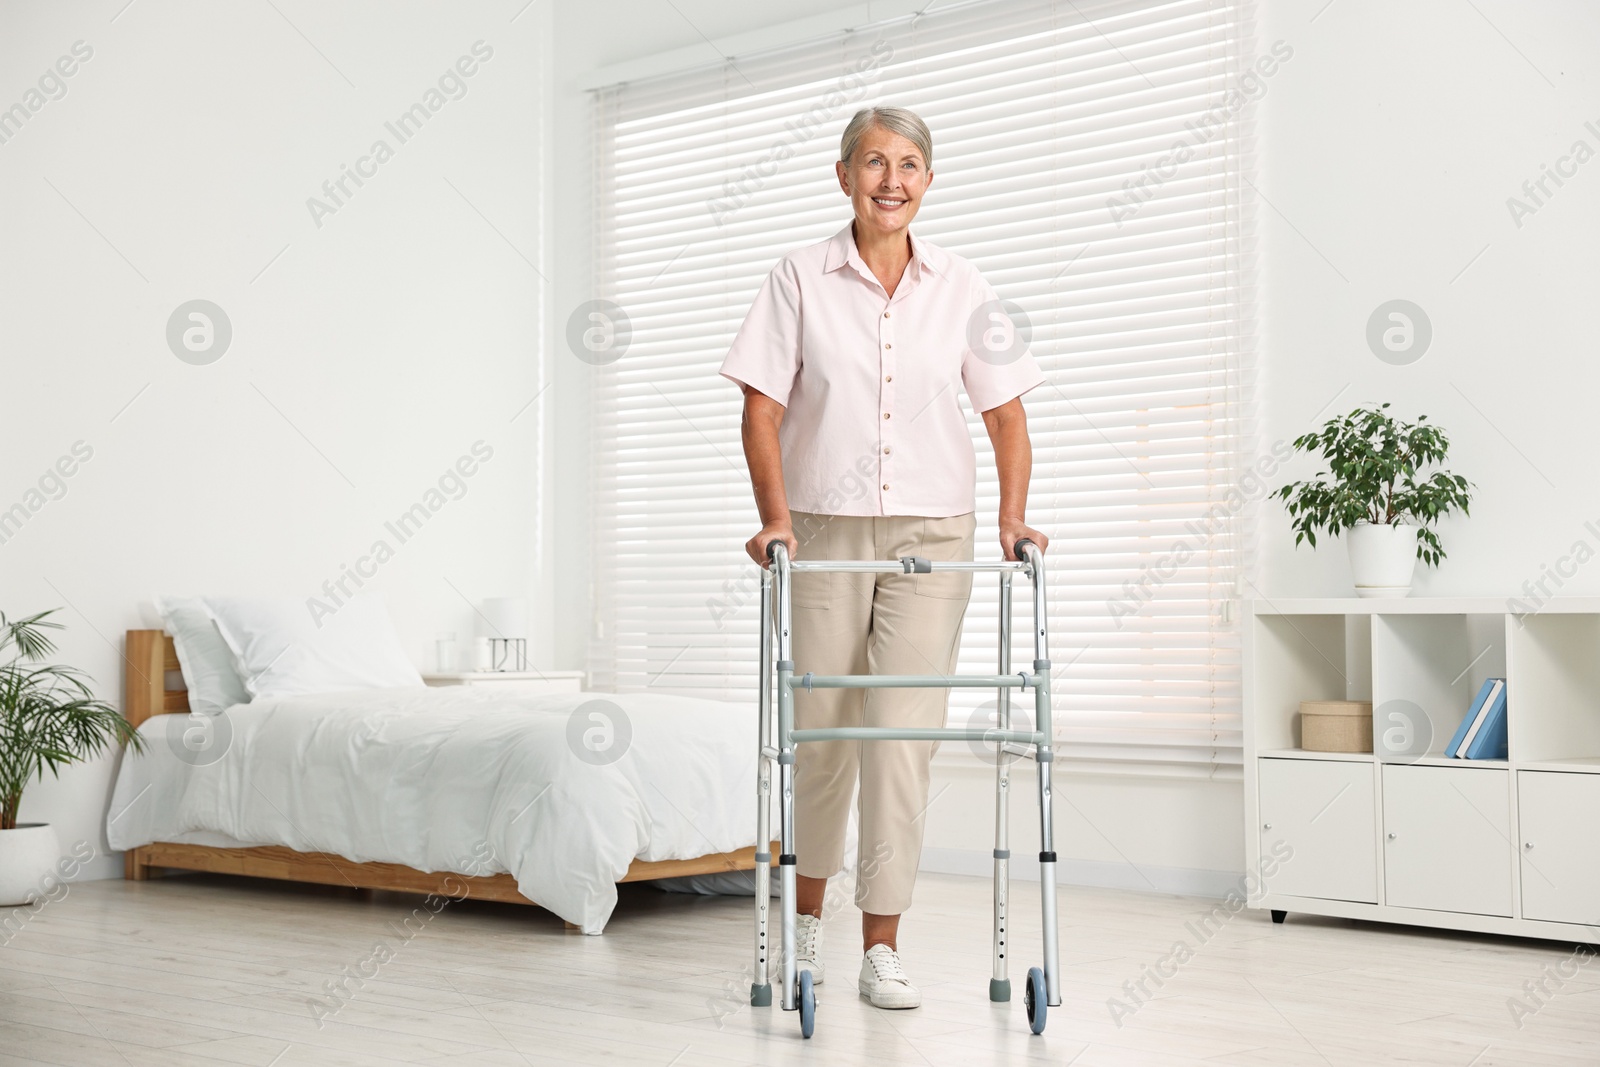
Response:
[201,592,423,700]
[154,595,252,716]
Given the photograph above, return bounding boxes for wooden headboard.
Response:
[125,630,189,727]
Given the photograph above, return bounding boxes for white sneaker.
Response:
[858,943,920,1009]
[792,912,824,984]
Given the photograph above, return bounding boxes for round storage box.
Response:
[1299,700,1373,753]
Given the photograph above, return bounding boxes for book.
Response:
[1465,681,1509,760]
[1456,678,1504,758]
[1445,678,1499,758]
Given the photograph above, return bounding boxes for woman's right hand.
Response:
[746,520,798,568]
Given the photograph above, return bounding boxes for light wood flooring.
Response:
[0,870,1596,1065]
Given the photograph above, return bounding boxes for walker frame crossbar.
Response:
[749,538,1062,1038]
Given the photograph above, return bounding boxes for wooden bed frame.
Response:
[122,630,770,923]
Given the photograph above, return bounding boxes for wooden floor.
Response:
[0,871,1596,1066]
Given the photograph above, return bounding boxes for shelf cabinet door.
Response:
[1257,758,1377,903]
[1382,765,1512,916]
[1518,771,1600,926]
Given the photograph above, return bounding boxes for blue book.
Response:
[1465,682,1509,760]
[1455,679,1503,757]
[1444,678,1498,758]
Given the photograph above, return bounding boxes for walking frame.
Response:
[748,538,1061,1038]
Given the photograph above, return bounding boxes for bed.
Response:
[111,630,775,933]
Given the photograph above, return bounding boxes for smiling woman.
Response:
[838,111,932,258]
[719,104,1048,1009]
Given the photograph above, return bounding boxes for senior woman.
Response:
[718,106,1047,1010]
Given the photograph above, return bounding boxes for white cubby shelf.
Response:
[1244,597,1600,944]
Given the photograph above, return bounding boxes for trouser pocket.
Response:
[788,510,834,609]
[912,513,976,600]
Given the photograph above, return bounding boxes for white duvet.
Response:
[106,686,769,934]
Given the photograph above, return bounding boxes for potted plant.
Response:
[1273,404,1473,597]
[0,609,142,906]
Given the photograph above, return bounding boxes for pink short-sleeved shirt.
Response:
[719,222,1045,518]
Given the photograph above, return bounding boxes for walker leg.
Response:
[774,551,800,1013]
[751,569,773,1007]
[780,847,797,1010]
[991,571,1013,1002]
[1026,546,1061,1012]
[1036,753,1061,1009]
[990,847,1011,1002]
[1033,683,1062,1010]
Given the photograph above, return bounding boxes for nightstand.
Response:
[422,671,585,696]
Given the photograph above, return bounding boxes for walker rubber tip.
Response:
[750,983,772,1006]
[989,977,1011,1002]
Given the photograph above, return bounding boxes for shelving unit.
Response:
[1244,597,1600,943]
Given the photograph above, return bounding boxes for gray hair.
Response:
[839,107,933,171]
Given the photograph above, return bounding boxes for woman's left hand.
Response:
[999,519,1048,561]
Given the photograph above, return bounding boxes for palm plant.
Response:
[0,609,142,831]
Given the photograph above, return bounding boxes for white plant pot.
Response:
[0,823,62,906]
[1347,522,1419,598]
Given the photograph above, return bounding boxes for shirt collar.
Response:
[824,220,945,281]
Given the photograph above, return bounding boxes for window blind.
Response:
[589,0,1253,778]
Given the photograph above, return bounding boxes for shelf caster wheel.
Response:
[1024,966,1046,1035]
[798,969,815,1038]
[1271,909,1287,924]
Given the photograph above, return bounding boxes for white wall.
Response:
[1,0,551,878]
[1256,0,1600,599]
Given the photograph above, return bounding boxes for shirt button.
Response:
[885,343,892,349]
[883,412,891,420]
[885,375,892,382]
[883,447,891,454]
[882,484,890,491]
[884,311,891,318]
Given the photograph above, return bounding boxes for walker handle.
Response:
[766,539,789,564]
[1013,537,1038,561]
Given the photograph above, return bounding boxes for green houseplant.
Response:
[1273,404,1473,596]
[0,609,142,905]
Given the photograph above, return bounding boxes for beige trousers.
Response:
[787,509,975,916]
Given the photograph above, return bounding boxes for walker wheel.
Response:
[1024,966,1046,1034]
[798,969,815,1038]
